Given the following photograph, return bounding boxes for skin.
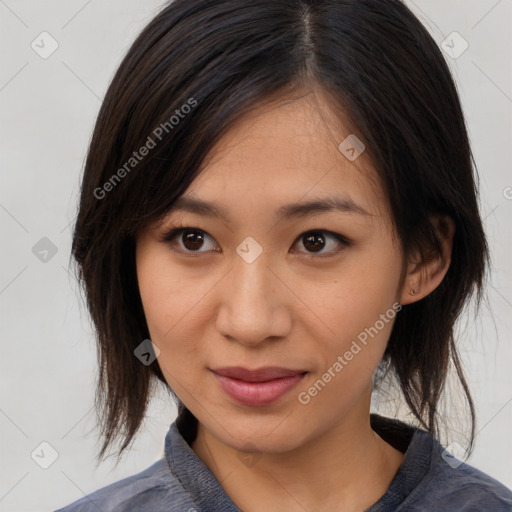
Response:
[136,87,454,512]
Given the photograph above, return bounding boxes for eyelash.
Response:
[160,225,351,259]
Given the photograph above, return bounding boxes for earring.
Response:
[409,288,416,296]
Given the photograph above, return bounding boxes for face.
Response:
[136,89,407,454]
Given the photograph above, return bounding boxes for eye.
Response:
[161,227,219,254]
[161,226,350,258]
[291,230,350,258]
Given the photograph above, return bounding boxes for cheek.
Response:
[302,253,401,340]
[137,243,196,330]
[137,268,203,394]
[294,240,401,392]
[136,246,216,378]
[296,307,397,418]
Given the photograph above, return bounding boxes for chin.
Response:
[206,410,311,454]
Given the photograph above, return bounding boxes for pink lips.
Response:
[211,366,307,406]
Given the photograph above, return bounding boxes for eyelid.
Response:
[160,226,351,257]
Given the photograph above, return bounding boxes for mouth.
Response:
[211,366,308,406]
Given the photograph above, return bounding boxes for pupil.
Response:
[183,231,203,250]
[304,232,325,252]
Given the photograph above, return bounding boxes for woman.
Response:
[56,0,512,510]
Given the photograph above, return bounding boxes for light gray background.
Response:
[0,1,511,511]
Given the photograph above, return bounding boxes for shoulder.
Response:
[427,459,512,510]
[405,432,512,511]
[53,457,196,512]
[371,416,512,511]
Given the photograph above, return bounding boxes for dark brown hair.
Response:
[71,0,489,462]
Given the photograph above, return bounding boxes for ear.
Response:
[400,215,455,305]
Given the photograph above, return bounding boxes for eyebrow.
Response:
[168,195,371,223]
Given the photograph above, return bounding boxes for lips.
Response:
[211,366,307,406]
[212,366,305,382]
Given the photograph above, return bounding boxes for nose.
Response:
[215,249,292,347]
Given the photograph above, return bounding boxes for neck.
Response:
[190,407,405,512]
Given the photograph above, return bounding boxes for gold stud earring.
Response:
[409,288,417,296]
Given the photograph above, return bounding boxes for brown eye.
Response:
[181,230,206,251]
[292,230,350,258]
[302,232,326,252]
[161,227,349,258]
[161,227,219,254]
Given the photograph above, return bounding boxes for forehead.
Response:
[174,90,391,225]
